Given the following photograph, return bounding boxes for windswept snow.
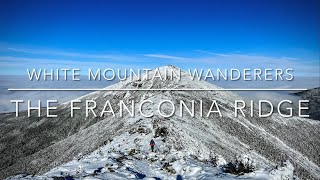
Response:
[1,66,319,179]
[7,132,295,180]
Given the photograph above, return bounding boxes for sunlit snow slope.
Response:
[1,66,320,179]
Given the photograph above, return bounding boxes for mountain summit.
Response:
[1,66,319,179]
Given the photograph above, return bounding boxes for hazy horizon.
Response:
[0,74,318,113]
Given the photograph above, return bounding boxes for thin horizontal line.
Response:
[7,88,307,91]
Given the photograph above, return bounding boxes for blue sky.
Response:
[0,0,319,75]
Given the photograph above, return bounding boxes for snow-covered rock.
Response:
[1,66,319,179]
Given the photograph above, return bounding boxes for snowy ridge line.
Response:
[8,88,307,91]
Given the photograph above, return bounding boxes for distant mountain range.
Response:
[294,87,320,120]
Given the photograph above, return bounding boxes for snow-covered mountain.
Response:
[8,131,295,180]
[294,87,320,120]
[1,66,319,179]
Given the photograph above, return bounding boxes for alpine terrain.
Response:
[1,66,319,180]
[293,87,320,120]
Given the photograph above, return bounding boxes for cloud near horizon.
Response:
[0,46,318,113]
[0,45,319,77]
